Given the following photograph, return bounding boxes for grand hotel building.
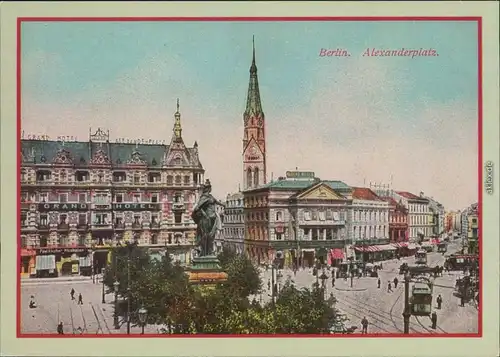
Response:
[20,102,205,277]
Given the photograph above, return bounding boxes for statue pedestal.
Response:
[188,255,228,287]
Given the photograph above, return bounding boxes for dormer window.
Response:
[75,170,89,182]
[113,172,126,182]
[36,170,51,182]
[133,174,141,184]
[167,175,173,185]
[148,172,161,183]
[174,157,182,166]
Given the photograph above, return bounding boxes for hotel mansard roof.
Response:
[20,140,203,169]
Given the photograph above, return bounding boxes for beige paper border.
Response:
[1,2,499,356]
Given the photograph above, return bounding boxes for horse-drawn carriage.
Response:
[455,275,479,300]
[444,254,479,271]
[437,242,447,253]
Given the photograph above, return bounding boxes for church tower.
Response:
[242,36,267,190]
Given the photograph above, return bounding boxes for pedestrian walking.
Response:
[70,288,75,300]
[57,322,64,335]
[78,293,83,305]
[267,279,271,290]
[393,277,399,289]
[361,316,369,334]
[387,281,392,292]
[377,278,381,288]
[436,294,443,309]
[460,295,465,307]
[431,311,437,329]
[331,275,335,287]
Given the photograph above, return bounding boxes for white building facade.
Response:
[350,187,390,242]
[393,191,432,241]
[221,192,245,254]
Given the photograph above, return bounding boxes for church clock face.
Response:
[250,146,257,156]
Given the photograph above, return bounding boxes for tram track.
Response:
[79,304,87,333]
[334,299,393,333]
[97,305,113,334]
[340,292,420,333]
[69,304,76,334]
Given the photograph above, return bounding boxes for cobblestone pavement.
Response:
[254,240,478,334]
[21,276,159,335]
[22,240,477,335]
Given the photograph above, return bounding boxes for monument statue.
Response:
[191,179,225,257]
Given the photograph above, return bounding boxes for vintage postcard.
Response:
[1,2,499,357]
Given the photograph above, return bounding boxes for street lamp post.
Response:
[402,273,411,334]
[138,306,148,335]
[113,281,120,329]
[101,267,106,303]
[319,270,329,300]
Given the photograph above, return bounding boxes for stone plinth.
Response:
[187,255,228,286]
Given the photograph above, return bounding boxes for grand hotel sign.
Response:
[38,203,161,211]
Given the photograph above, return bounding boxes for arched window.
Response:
[246,168,252,188]
[254,167,259,187]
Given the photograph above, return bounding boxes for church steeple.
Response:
[173,98,182,141]
[244,35,263,120]
[242,37,267,190]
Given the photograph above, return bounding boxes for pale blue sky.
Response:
[21,20,479,209]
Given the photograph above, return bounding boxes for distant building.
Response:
[380,197,409,243]
[221,192,245,254]
[393,191,432,242]
[467,203,479,255]
[425,196,445,237]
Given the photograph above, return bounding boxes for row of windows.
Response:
[353,210,388,222]
[353,225,388,239]
[21,232,187,248]
[21,211,188,226]
[223,227,245,238]
[226,199,244,208]
[245,195,268,208]
[390,214,407,223]
[408,203,429,213]
[410,215,431,226]
[409,227,433,238]
[225,214,244,223]
[303,210,345,221]
[24,169,200,186]
[21,191,188,204]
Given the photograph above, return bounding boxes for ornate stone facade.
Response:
[19,102,204,277]
[221,192,245,254]
[243,177,353,268]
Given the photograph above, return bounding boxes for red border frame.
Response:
[16,16,483,339]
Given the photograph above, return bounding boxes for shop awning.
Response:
[330,248,344,260]
[391,242,408,248]
[421,241,433,247]
[431,238,440,245]
[354,245,381,253]
[407,243,418,250]
[377,244,397,251]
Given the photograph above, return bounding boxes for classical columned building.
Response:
[243,174,353,268]
[288,181,352,268]
[19,101,204,277]
[221,192,245,254]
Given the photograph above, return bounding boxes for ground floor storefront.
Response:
[27,247,92,278]
[244,239,347,269]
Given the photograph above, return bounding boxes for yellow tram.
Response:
[415,249,428,265]
[410,279,433,316]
